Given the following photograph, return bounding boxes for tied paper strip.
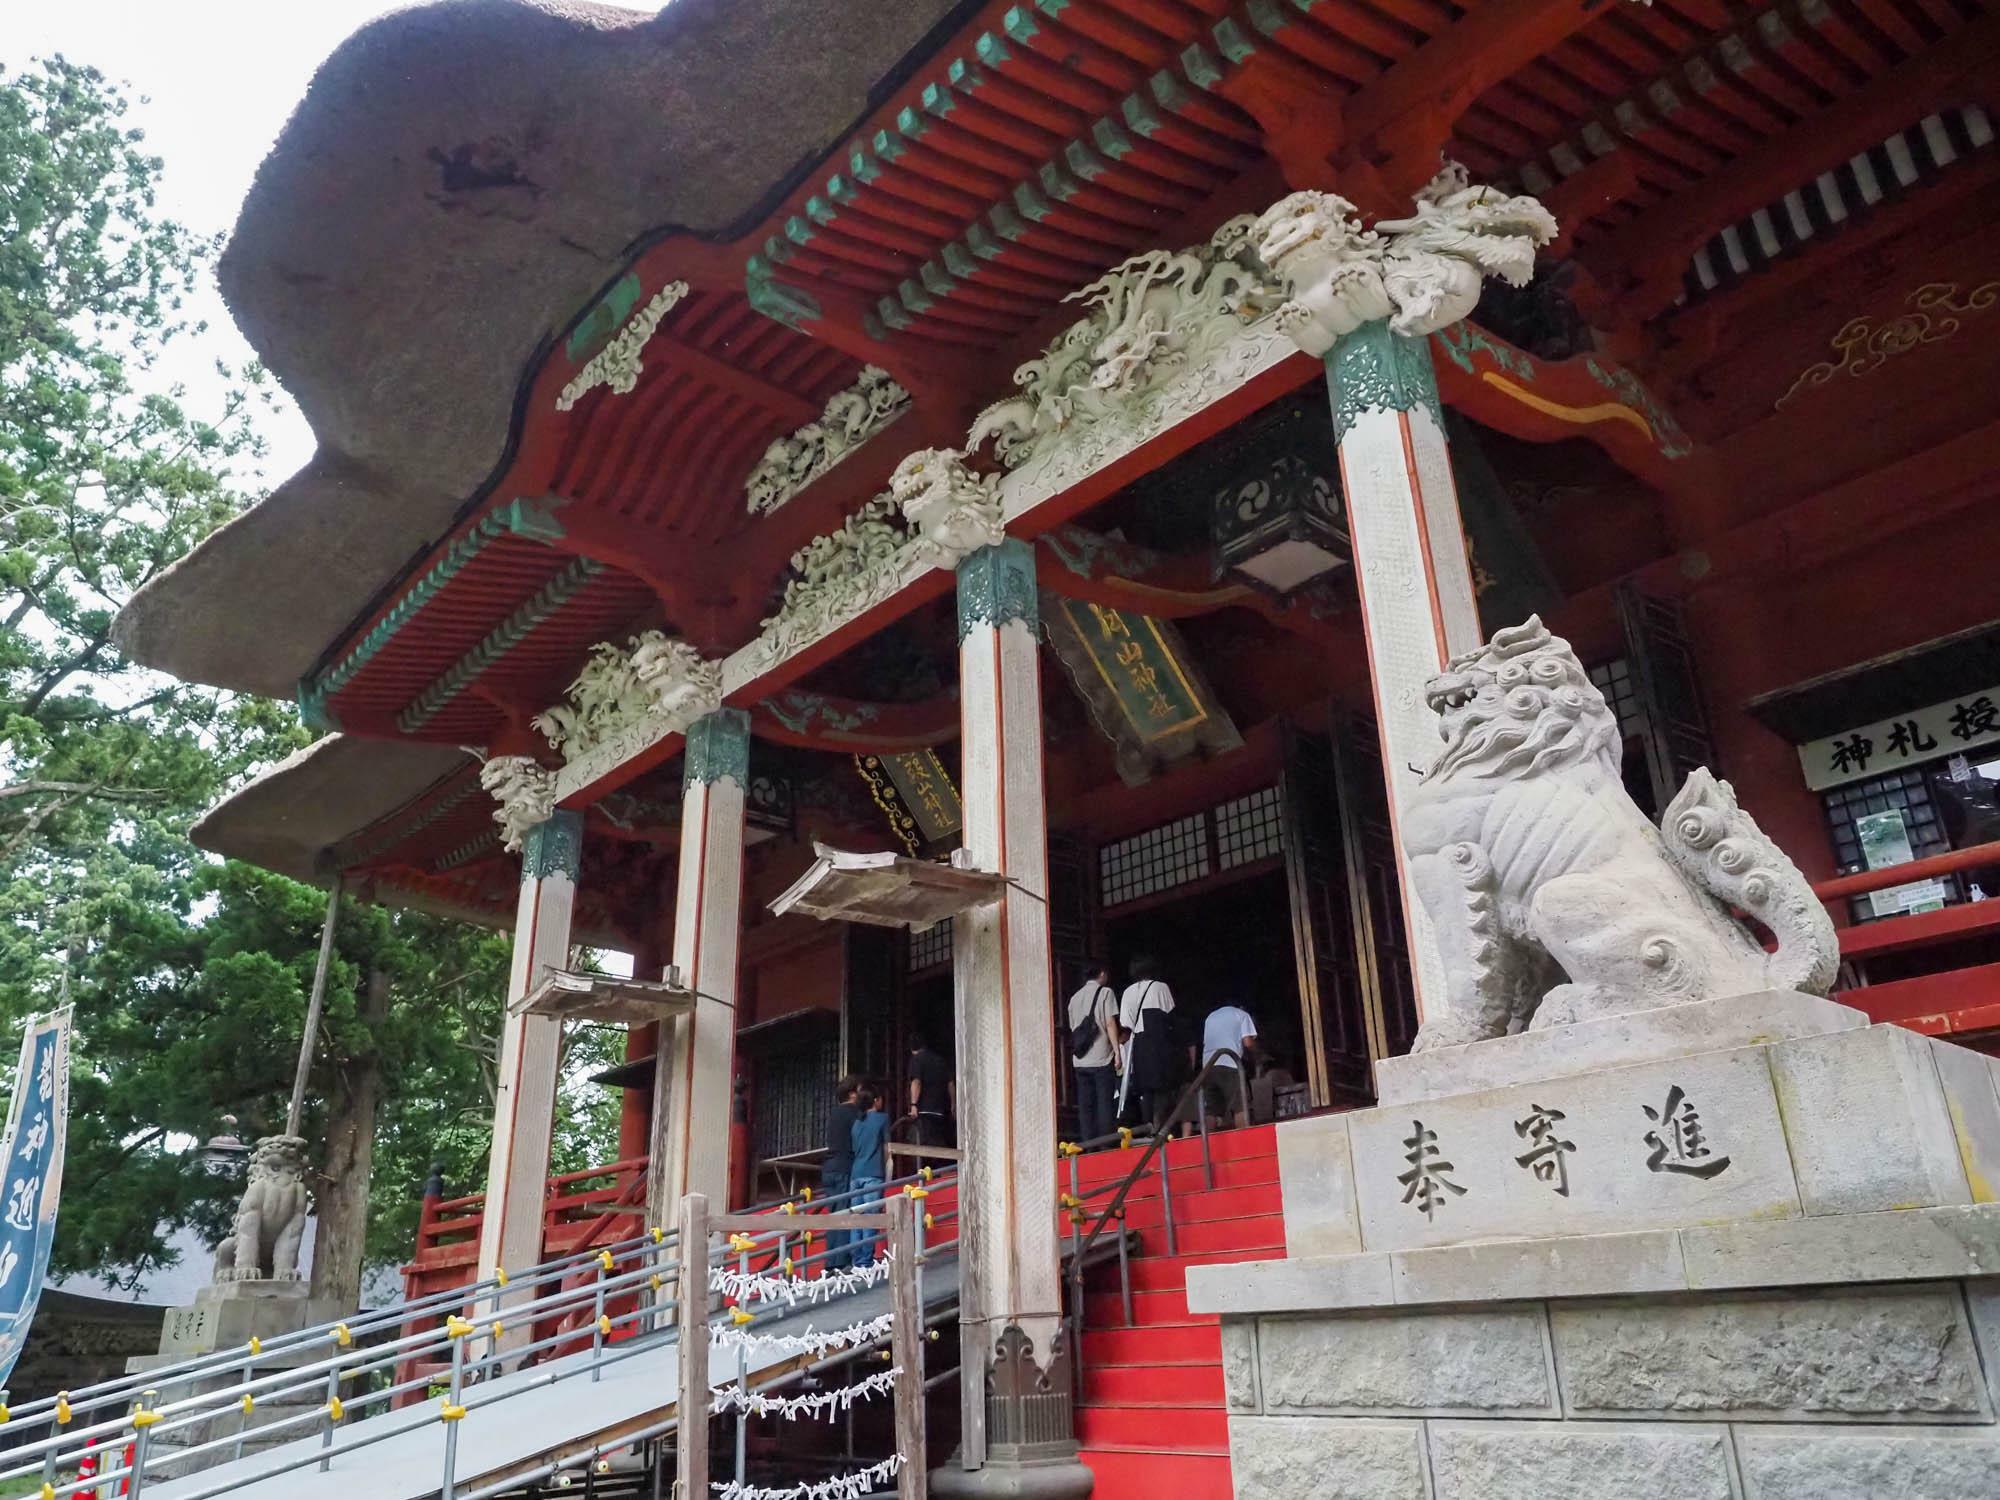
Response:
[711,1250,894,1308]
[710,1367,901,1421]
[712,1453,905,1500]
[712,1312,896,1360]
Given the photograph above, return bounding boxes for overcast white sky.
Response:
[5,0,660,489]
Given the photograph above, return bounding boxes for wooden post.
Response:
[888,1196,926,1500]
[650,710,750,1227]
[676,1193,710,1500]
[284,877,344,1137]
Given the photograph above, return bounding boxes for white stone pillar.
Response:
[477,810,580,1280]
[647,708,749,1222]
[940,540,1087,1492]
[1327,321,1481,1017]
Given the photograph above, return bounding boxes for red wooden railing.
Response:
[1813,840,2000,1043]
[401,1154,650,1306]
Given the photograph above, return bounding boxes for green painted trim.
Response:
[1248,0,1291,38]
[298,682,339,733]
[396,556,604,734]
[683,708,752,790]
[301,497,568,716]
[521,809,584,884]
[740,10,1262,338]
[956,538,1038,643]
[746,263,822,332]
[565,273,641,363]
[1211,22,1256,67]
[1325,320,1446,447]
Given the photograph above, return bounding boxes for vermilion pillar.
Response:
[1326,322,1482,1016]
[936,540,1090,1496]
[477,810,580,1284]
[647,708,749,1224]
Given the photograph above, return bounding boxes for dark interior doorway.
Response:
[1102,869,1302,1088]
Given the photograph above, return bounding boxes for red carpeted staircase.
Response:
[1065,1125,1282,1499]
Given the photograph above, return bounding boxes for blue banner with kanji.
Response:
[0,1010,71,1389]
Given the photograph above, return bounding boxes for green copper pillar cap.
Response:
[1248,0,1290,37]
[522,808,584,884]
[683,708,751,791]
[956,538,1038,644]
[976,31,1013,67]
[1325,319,1446,447]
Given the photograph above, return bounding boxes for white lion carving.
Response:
[892,448,1004,563]
[480,754,557,853]
[1374,163,1559,337]
[213,1135,309,1282]
[627,632,724,726]
[1255,164,1558,350]
[1251,190,1392,356]
[1404,617,1837,1053]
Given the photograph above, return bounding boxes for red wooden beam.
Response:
[1343,0,1606,195]
[1593,12,2000,321]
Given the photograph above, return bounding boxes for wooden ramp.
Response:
[147,1262,960,1500]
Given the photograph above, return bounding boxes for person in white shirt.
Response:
[1117,955,1181,1137]
[1199,1003,1258,1129]
[1065,962,1121,1146]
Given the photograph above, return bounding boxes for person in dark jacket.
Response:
[847,1083,891,1267]
[822,1075,862,1272]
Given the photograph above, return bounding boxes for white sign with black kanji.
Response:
[1799,686,2000,791]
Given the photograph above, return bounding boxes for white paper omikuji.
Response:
[710,1311,897,1361]
[712,1453,905,1500]
[710,1367,901,1421]
[709,1249,894,1308]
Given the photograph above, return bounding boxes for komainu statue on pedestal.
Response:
[213,1134,310,1282]
[1406,617,1838,1053]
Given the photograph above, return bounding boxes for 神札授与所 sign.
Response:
[1797,686,2000,791]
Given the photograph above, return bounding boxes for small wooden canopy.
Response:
[769,844,1009,930]
[511,970,699,1025]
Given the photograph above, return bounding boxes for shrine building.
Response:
[112,0,2000,1494]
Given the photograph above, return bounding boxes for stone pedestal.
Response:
[126,1280,347,1481]
[1189,993,2000,1497]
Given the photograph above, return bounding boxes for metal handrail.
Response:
[10,1222,681,1437]
[11,1159,965,1499]
[1061,1048,1248,1380]
[0,1240,685,1494]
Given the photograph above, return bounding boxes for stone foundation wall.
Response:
[1221,1278,2000,1499]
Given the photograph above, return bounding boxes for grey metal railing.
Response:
[3,1157,962,1500]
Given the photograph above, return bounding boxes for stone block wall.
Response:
[1220,1280,2000,1498]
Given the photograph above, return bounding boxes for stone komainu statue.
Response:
[1405,617,1838,1053]
[213,1134,310,1282]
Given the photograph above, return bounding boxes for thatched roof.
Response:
[115,0,968,698]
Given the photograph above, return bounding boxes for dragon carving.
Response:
[1253,163,1558,353]
[967,217,1278,467]
[1404,616,1837,1053]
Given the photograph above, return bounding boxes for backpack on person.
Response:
[1070,983,1110,1061]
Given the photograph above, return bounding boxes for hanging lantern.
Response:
[1211,449,1350,594]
